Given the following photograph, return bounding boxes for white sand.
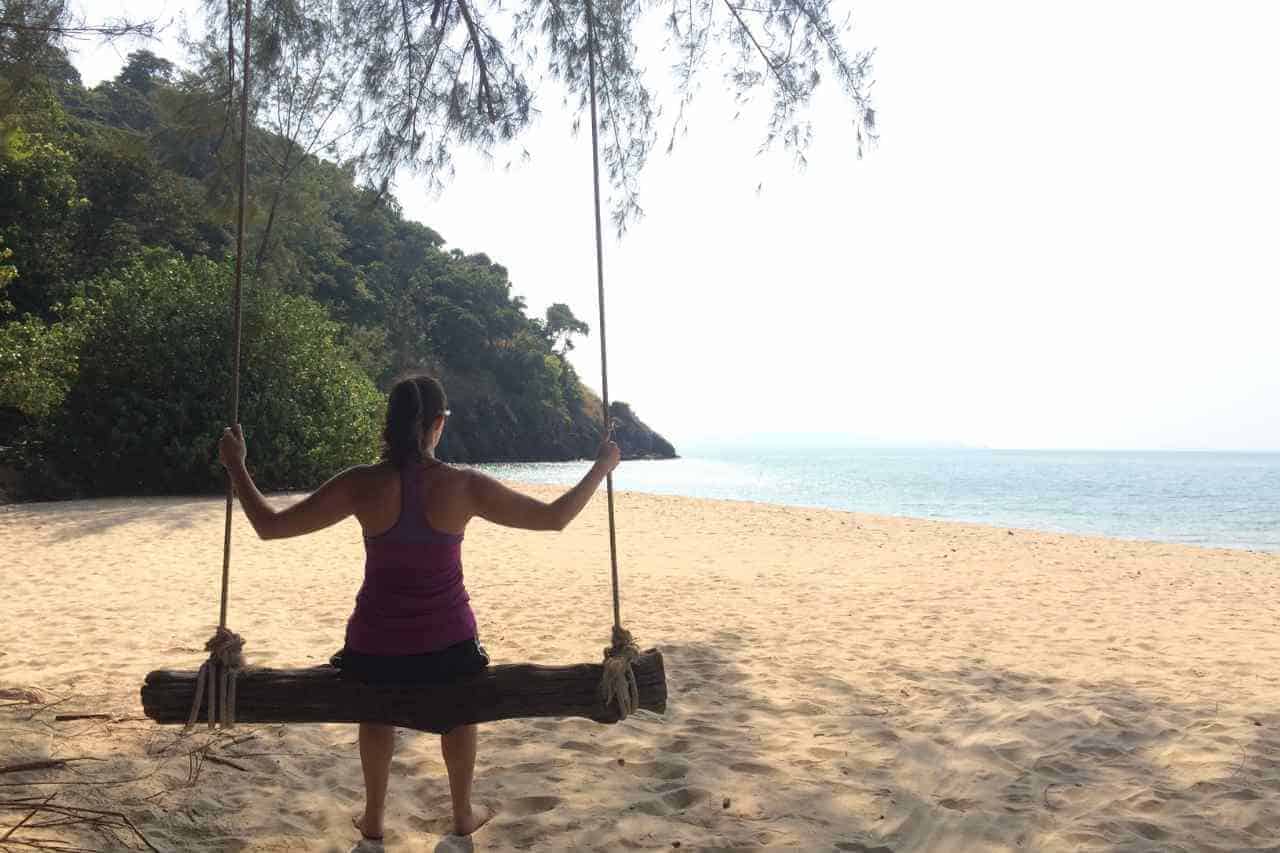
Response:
[1,488,1278,851]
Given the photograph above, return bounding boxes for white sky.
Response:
[72,1,1280,451]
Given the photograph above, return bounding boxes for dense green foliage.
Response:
[0,33,665,499]
[17,255,383,496]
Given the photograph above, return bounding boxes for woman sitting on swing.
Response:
[217,373,621,848]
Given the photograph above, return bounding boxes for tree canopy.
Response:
[194,0,875,229]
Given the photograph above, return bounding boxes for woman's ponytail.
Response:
[383,377,424,467]
[381,374,448,467]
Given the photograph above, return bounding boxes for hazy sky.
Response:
[73,1,1280,450]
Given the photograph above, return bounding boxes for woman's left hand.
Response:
[219,425,247,469]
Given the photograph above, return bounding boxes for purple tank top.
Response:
[344,462,478,655]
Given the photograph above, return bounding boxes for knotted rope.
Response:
[184,627,245,730]
[583,0,642,720]
[186,0,253,733]
[600,625,641,718]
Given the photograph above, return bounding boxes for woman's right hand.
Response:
[594,435,621,476]
[219,424,247,469]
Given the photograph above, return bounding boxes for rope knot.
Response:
[600,625,641,719]
[204,627,245,668]
[185,627,246,731]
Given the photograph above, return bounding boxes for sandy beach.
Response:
[1,487,1278,852]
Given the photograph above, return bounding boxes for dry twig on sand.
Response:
[0,798,161,852]
[0,758,103,776]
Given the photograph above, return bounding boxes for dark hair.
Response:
[382,374,448,468]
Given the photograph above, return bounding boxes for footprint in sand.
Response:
[508,759,570,775]
[559,739,603,756]
[1215,788,1261,802]
[728,761,777,775]
[633,786,710,816]
[808,746,846,759]
[505,796,562,817]
[786,700,828,716]
[626,759,689,780]
[936,797,976,812]
[413,797,554,834]
[660,787,709,810]
[685,723,728,741]
[661,738,693,754]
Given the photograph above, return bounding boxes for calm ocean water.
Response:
[477,447,1280,552]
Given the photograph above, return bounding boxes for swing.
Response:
[140,0,667,734]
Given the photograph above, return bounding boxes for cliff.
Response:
[436,381,677,464]
[608,401,678,460]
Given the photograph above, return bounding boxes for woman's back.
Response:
[344,461,478,655]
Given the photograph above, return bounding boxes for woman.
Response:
[217,374,621,850]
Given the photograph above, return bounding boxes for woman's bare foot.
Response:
[452,804,493,836]
[353,814,384,840]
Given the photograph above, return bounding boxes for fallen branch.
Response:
[0,800,160,853]
[0,765,158,788]
[0,761,68,776]
[21,697,71,722]
[0,759,105,777]
[202,754,248,772]
[0,792,56,842]
[0,689,49,705]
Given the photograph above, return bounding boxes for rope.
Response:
[585,0,641,719]
[184,628,245,730]
[600,625,640,718]
[189,0,252,732]
[221,0,252,632]
[584,0,621,631]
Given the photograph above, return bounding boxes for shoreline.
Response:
[3,482,1277,556]
[508,481,1280,556]
[475,452,1280,554]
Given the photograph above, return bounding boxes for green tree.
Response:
[0,87,86,317]
[32,254,382,496]
[1,0,155,109]
[544,302,589,353]
[0,308,83,418]
[0,239,16,313]
[116,49,173,94]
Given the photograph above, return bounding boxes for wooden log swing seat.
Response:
[142,652,667,734]
[140,0,667,733]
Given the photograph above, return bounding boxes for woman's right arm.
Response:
[466,437,621,531]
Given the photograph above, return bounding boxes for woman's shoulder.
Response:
[346,461,397,480]
[337,461,398,495]
[429,461,477,490]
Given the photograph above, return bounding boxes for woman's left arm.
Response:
[219,425,356,540]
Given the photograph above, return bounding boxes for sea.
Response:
[476,446,1280,552]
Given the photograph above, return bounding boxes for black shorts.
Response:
[330,638,490,684]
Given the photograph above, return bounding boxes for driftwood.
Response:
[141,650,666,734]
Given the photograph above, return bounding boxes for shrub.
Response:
[36,254,381,495]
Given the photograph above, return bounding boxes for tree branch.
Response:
[722,0,795,98]
[454,0,497,122]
